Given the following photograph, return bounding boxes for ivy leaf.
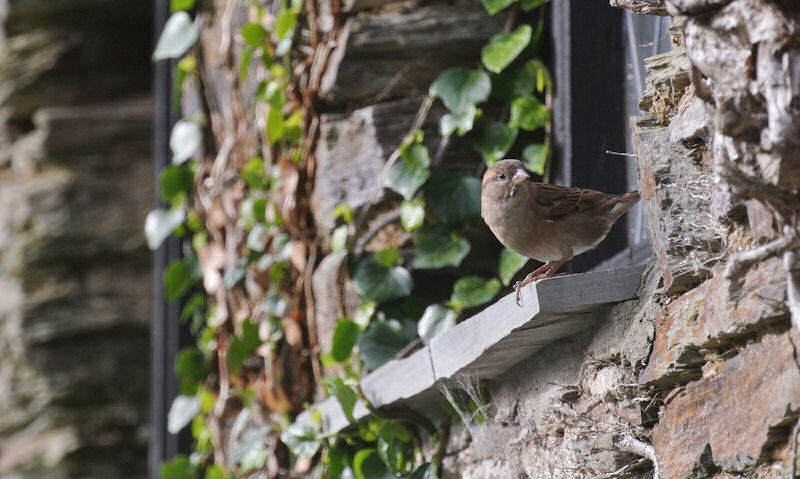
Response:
[242,157,267,189]
[410,463,439,479]
[357,319,411,370]
[330,225,348,252]
[281,419,321,458]
[481,25,532,73]
[450,276,501,309]
[424,170,481,224]
[153,12,199,61]
[241,23,267,46]
[175,347,205,395]
[353,258,414,304]
[324,377,358,423]
[522,143,548,175]
[429,67,491,114]
[474,122,518,166]
[160,455,196,479]
[159,165,194,205]
[170,119,202,164]
[267,107,284,144]
[227,319,261,375]
[331,319,360,362]
[375,248,402,268]
[353,449,394,479]
[492,61,538,102]
[384,143,430,200]
[164,260,192,302]
[400,198,425,232]
[521,0,549,10]
[413,225,470,270]
[247,223,270,252]
[499,247,529,286]
[275,9,298,40]
[377,422,414,473]
[481,0,515,14]
[145,208,185,250]
[509,95,550,131]
[439,104,477,138]
[204,465,226,479]
[171,0,196,11]
[417,304,457,345]
[261,290,287,317]
[167,395,201,434]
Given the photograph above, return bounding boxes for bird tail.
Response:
[609,191,641,220]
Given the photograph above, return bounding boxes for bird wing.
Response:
[532,182,612,220]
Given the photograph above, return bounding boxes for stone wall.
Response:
[444,1,800,477]
[0,1,152,477]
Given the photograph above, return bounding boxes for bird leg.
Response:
[514,253,573,306]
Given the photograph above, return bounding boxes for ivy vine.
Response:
[148,0,551,477]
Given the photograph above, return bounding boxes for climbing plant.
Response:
[147,0,551,477]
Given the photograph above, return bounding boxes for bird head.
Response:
[482,159,530,199]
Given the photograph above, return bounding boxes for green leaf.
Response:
[330,225,348,252]
[333,204,354,224]
[413,225,470,270]
[145,208,185,250]
[509,95,550,131]
[331,319,360,362]
[167,395,201,434]
[439,104,477,137]
[281,419,320,458]
[474,122,518,166]
[375,248,401,268]
[159,165,194,204]
[272,233,293,261]
[324,377,358,423]
[429,68,491,114]
[417,304,457,345]
[411,463,440,479]
[499,247,529,286]
[170,119,202,164]
[357,319,411,370]
[377,422,414,473]
[241,23,267,46]
[384,143,431,200]
[175,347,205,395]
[164,260,192,302]
[353,259,414,304]
[481,0,515,14]
[424,170,481,223]
[353,449,394,479]
[171,0,196,11]
[204,465,225,479]
[275,9,298,40]
[522,143,548,175]
[242,157,267,189]
[400,198,425,231]
[481,25,532,73]
[153,12,199,61]
[160,455,196,479]
[267,107,284,144]
[521,0,549,10]
[492,63,536,102]
[450,276,501,309]
[227,319,261,375]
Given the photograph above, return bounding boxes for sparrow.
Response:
[481,159,640,305]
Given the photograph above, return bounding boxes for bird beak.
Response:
[512,168,530,185]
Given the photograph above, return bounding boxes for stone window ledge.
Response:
[300,264,648,434]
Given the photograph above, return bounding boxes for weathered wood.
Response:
[299,265,647,434]
[317,4,503,107]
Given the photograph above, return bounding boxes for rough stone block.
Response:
[652,331,800,478]
[634,114,725,292]
[318,4,502,106]
[640,257,787,386]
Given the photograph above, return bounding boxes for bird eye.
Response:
[497,173,506,180]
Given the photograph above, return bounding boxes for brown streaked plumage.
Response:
[481,159,640,304]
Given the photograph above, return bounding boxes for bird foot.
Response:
[513,269,569,307]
